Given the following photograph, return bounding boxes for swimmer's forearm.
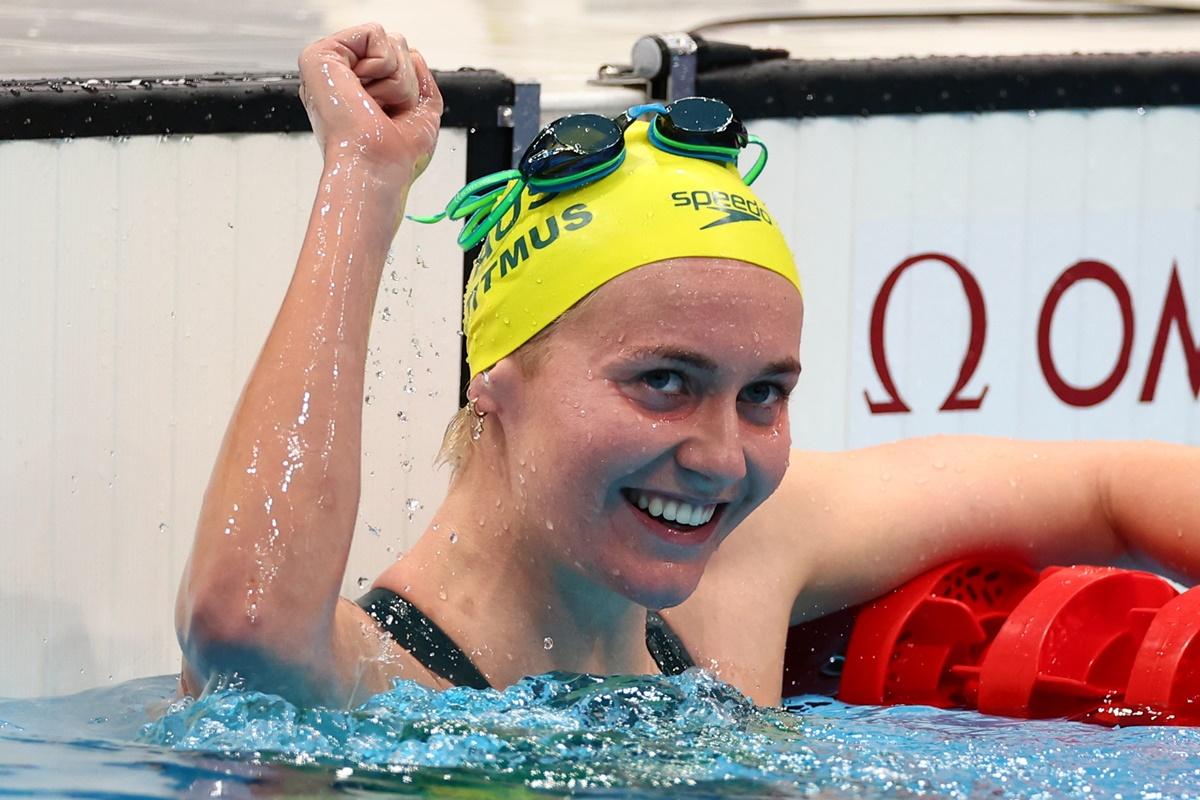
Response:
[1099,440,1200,583]
[786,437,1200,622]
[180,156,411,689]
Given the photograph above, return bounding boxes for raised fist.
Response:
[298,23,443,182]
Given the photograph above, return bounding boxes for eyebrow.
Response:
[621,347,802,377]
[764,357,803,376]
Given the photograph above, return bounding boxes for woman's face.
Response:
[494,258,804,610]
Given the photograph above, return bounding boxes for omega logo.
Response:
[865,253,1200,413]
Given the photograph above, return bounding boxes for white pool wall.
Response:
[6,95,1200,696]
[1,129,466,697]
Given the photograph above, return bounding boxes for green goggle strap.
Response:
[407,168,524,249]
[652,127,769,186]
[742,136,768,185]
[455,179,525,249]
[526,150,625,192]
[409,125,768,250]
[410,154,625,250]
[652,128,741,160]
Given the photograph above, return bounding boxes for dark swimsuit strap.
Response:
[357,588,696,688]
[645,610,696,676]
[357,587,492,689]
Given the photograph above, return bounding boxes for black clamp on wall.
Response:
[595,33,788,102]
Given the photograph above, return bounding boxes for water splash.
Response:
[5,674,1200,799]
[139,672,807,793]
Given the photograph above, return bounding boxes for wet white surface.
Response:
[5,1,1200,97]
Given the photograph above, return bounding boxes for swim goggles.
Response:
[409,96,768,250]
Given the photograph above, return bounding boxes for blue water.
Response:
[2,671,1199,799]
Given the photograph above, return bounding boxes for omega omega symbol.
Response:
[865,253,989,414]
[866,255,1200,414]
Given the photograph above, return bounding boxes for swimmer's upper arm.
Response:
[176,595,442,703]
[755,437,1141,625]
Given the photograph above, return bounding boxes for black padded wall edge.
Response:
[0,69,512,139]
[698,51,1200,119]
[458,125,512,405]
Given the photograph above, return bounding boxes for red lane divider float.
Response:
[839,558,1039,708]
[837,558,1200,726]
[1118,587,1200,725]
[974,566,1177,720]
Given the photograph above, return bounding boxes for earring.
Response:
[467,398,485,440]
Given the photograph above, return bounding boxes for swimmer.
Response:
[176,23,1200,707]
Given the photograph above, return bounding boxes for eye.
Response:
[738,381,786,406]
[641,369,686,395]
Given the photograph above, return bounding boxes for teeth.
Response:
[631,491,717,528]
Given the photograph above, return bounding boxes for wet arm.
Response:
[176,157,408,701]
[175,25,442,703]
[760,437,1200,624]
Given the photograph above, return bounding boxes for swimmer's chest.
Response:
[662,567,797,706]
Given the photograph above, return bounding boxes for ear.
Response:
[467,357,522,417]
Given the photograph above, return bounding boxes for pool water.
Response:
[2,671,1199,799]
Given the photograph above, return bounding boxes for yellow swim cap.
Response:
[462,121,801,377]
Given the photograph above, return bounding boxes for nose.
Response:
[674,401,747,492]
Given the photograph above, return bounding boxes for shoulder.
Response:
[656,453,837,700]
[331,596,454,700]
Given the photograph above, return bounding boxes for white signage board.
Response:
[757,108,1200,451]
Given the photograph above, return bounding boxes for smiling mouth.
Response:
[620,489,728,535]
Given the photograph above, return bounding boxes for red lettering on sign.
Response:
[1140,264,1200,402]
[865,253,989,414]
[1037,260,1134,408]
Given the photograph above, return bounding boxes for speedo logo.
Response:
[671,189,773,229]
[465,201,594,318]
